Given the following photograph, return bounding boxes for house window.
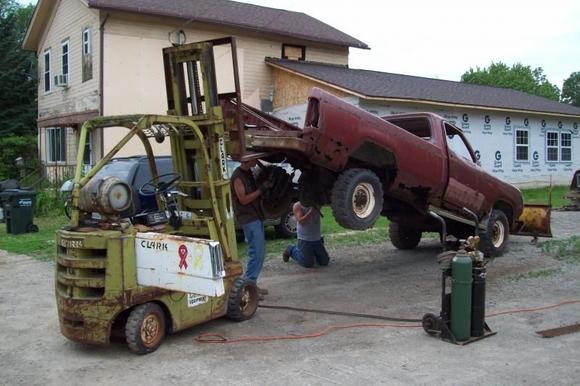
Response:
[546,131,559,162]
[282,44,305,61]
[44,49,51,93]
[515,129,529,161]
[561,132,572,161]
[61,40,69,82]
[82,28,93,82]
[46,127,66,162]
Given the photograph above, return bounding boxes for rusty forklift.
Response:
[56,37,296,354]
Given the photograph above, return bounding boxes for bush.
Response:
[35,188,66,217]
[0,135,38,180]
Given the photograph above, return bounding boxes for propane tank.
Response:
[78,177,133,215]
[450,249,473,341]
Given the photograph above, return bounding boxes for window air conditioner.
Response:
[54,74,68,87]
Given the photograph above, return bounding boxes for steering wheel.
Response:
[139,172,182,196]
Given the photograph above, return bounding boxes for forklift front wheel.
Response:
[422,313,440,336]
[227,278,259,322]
[125,303,166,355]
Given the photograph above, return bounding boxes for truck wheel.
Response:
[331,168,384,230]
[480,209,509,257]
[125,303,166,355]
[227,278,259,322]
[389,221,422,250]
[274,207,297,238]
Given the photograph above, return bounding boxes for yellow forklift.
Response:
[56,37,281,354]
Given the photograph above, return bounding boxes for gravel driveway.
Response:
[1,212,579,385]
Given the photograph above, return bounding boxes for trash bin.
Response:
[0,180,20,223]
[3,189,38,235]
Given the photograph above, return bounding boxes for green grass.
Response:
[0,216,67,261]
[521,185,572,208]
[540,236,580,262]
[510,268,561,281]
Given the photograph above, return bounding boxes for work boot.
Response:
[282,247,291,262]
[257,287,268,295]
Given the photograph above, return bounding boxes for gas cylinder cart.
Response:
[55,38,259,354]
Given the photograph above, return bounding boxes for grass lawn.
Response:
[521,185,572,208]
[0,186,571,261]
[0,215,67,261]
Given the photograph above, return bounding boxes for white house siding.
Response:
[100,12,349,157]
[36,0,100,170]
[275,99,580,187]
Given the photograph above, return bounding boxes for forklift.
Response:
[55,37,278,354]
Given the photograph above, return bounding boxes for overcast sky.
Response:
[19,0,580,87]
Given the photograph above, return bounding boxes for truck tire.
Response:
[479,209,509,257]
[227,277,259,322]
[274,207,297,238]
[389,221,422,250]
[331,168,384,230]
[125,303,166,355]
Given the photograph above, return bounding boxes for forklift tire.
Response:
[125,303,166,355]
[227,278,259,322]
[331,168,383,230]
[389,221,421,250]
[479,209,509,257]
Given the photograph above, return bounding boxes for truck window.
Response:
[445,124,475,162]
[384,117,432,140]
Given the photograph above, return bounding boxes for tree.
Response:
[461,62,560,102]
[561,71,580,107]
[0,0,38,179]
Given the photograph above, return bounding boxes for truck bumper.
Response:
[57,295,117,346]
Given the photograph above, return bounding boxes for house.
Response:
[268,59,580,186]
[22,0,367,181]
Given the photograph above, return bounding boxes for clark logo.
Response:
[141,240,168,251]
[524,118,529,127]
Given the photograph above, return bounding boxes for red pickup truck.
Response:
[243,88,527,256]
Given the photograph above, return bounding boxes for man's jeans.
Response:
[242,219,265,283]
[288,238,329,268]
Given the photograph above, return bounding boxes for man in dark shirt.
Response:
[231,156,273,297]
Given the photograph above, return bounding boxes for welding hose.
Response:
[195,299,580,344]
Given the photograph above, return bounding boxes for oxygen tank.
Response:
[450,251,472,341]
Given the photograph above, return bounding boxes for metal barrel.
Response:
[450,253,473,341]
[471,267,486,337]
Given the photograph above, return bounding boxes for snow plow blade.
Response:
[514,204,552,238]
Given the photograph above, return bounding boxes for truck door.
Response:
[443,124,487,216]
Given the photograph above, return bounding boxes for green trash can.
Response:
[3,189,38,235]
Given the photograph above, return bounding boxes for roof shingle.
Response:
[267,58,580,117]
[88,0,368,49]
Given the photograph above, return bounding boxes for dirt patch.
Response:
[1,213,579,385]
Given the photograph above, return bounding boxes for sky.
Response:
[18,0,580,87]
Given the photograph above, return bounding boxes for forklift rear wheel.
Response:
[422,313,440,336]
[125,303,166,355]
[227,278,259,322]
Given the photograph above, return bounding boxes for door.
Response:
[442,124,487,216]
[82,131,93,174]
